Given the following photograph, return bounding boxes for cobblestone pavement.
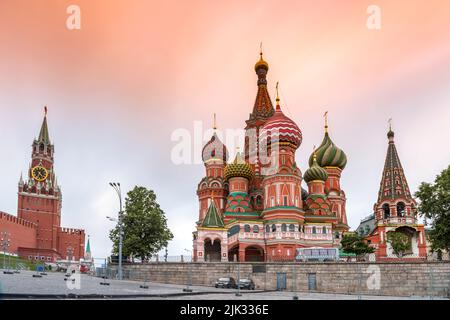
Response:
[0,270,444,299]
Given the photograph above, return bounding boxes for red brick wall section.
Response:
[57,227,85,261]
[0,211,37,254]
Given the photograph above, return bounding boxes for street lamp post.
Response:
[110,182,124,281]
[1,231,11,271]
[183,249,193,292]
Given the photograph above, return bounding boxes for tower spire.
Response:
[377,128,411,202]
[249,44,274,121]
[38,106,50,144]
[213,113,217,130]
[324,111,329,133]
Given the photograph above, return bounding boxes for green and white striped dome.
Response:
[309,132,347,170]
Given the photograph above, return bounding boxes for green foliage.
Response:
[387,231,411,258]
[109,186,174,262]
[415,165,450,252]
[341,234,374,259]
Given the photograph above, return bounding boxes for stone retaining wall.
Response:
[114,261,450,297]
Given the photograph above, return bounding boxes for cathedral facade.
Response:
[0,110,85,262]
[192,53,349,262]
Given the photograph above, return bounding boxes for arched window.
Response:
[335,231,340,239]
[383,203,390,219]
[244,224,250,233]
[253,225,259,233]
[281,224,287,232]
[256,196,262,205]
[322,226,327,234]
[271,224,276,232]
[312,226,317,234]
[397,202,405,217]
[289,224,295,232]
[265,225,270,233]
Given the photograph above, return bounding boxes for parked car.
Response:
[215,277,236,289]
[237,278,255,290]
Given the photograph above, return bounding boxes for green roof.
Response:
[202,201,224,228]
[86,237,91,254]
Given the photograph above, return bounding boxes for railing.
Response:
[303,233,333,241]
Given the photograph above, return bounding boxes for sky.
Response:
[0,0,449,259]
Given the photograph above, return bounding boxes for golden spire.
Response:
[324,111,328,133]
[275,81,280,109]
[213,113,217,130]
[388,118,392,131]
[276,82,280,102]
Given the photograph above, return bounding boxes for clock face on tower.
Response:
[31,166,48,182]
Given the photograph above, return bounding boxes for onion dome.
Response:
[304,152,328,183]
[309,114,347,169]
[202,132,228,163]
[309,131,347,170]
[224,151,254,181]
[259,84,302,149]
[387,120,395,141]
[255,51,269,72]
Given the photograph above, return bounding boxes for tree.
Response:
[387,231,411,258]
[109,186,173,262]
[415,165,450,252]
[341,234,374,260]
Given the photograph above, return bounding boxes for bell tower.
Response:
[18,107,62,251]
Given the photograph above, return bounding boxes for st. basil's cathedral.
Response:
[193,52,350,262]
[192,51,427,262]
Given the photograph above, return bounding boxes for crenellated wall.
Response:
[0,211,37,253]
[57,227,85,261]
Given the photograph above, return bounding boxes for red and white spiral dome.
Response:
[259,103,302,149]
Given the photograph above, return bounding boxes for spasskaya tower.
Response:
[14,107,85,262]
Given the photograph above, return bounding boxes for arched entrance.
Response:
[245,246,265,262]
[204,238,221,262]
[387,226,417,257]
[228,245,239,262]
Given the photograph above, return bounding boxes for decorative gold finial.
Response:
[388,118,392,131]
[324,111,328,133]
[44,106,48,116]
[276,81,280,104]
[213,113,217,130]
[255,42,269,72]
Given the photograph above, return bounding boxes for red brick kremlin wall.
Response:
[58,227,85,261]
[0,211,37,253]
